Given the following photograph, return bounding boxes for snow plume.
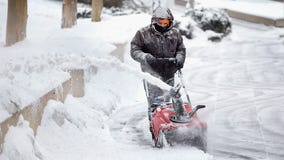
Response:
[89,57,172,91]
[0,116,43,160]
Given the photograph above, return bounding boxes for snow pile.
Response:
[0,52,70,122]
[0,116,43,160]
[0,0,151,122]
[196,0,284,19]
[36,98,110,160]
[33,70,212,160]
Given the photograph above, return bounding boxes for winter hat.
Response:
[152,7,174,22]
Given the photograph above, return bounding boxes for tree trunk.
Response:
[62,0,77,28]
[6,0,28,46]
[92,0,103,22]
[189,0,195,9]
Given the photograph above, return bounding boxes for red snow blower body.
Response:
[144,69,207,151]
[151,102,207,151]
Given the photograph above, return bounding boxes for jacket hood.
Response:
[151,7,174,30]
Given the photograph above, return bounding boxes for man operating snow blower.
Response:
[130,7,207,151]
[130,7,187,140]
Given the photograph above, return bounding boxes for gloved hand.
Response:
[167,58,177,64]
[145,54,156,65]
[175,58,183,69]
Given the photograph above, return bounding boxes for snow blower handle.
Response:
[177,69,192,106]
[156,58,177,64]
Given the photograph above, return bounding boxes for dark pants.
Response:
[143,78,174,121]
[143,78,174,140]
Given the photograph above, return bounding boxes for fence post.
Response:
[92,0,103,22]
[62,0,77,28]
[5,0,28,46]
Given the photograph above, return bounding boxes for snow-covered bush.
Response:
[77,9,91,19]
[190,8,231,38]
[77,0,151,9]
[103,7,143,16]
[77,0,124,8]
[173,19,194,39]
[104,0,124,8]
[175,7,231,42]
[78,0,92,4]
[77,0,148,18]
[77,7,143,18]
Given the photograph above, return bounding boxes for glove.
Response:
[145,54,156,65]
[176,58,184,69]
[167,58,177,65]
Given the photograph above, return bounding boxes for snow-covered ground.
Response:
[1,0,284,159]
[195,0,284,19]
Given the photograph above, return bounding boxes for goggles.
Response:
[157,18,170,26]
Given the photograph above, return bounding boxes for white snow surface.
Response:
[0,0,284,160]
[0,0,149,122]
[196,0,284,19]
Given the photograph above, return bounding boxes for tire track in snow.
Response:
[184,38,284,159]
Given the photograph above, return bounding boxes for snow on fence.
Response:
[0,69,86,148]
[110,43,127,62]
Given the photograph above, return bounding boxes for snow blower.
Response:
[150,70,207,152]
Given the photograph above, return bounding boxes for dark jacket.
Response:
[130,8,186,81]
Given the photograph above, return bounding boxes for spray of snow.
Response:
[1,0,284,159]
